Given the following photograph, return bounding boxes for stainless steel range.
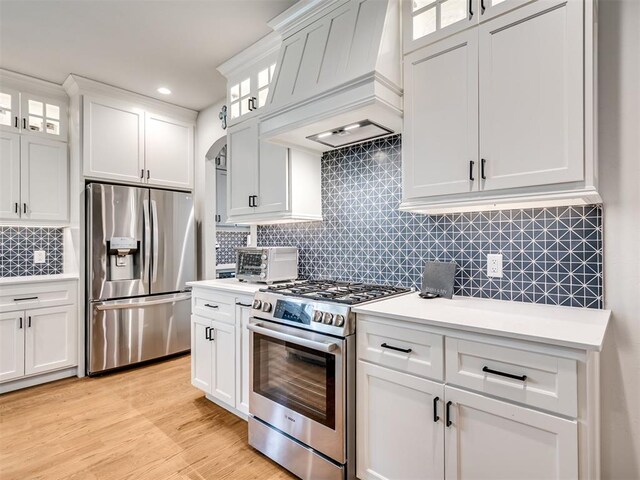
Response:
[247,280,411,480]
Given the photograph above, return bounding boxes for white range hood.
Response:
[259,0,402,152]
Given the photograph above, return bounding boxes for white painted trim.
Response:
[267,0,348,36]
[0,69,67,101]
[217,31,282,78]
[0,367,77,394]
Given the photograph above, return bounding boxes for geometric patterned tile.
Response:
[0,226,64,277]
[216,230,250,265]
[257,135,603,309]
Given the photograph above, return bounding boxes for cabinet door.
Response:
[0,87,20,133]
[444,386,578,480]
[403,29,479,200]
[191,314,213,393]
[20,93,68,140]
[357,361,445,480]
[227,120,258,218]
[24,305,77,376]
[235,304,251,415]
[477,0,537,22]
[210,319,236,406]
[144,112,194,190]
[83,95,145,184]
[0,312,25,383]
[256,141,289,215]
[0,131,21,220]
[20,136,68,222]
[479,0,584,191]
[215,169,228,225]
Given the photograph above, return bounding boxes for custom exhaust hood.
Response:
[259,0,402,152]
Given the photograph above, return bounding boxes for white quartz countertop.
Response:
[187,278,263,296]
[0,273,80,286]
[353,293,611,351]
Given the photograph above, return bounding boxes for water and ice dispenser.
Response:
[107,237,140,281]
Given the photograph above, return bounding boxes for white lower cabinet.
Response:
[0,312,25,382]
[191,314,213,392]
[357,361,445,480]
[24,305,76,375]
[356,317,592,480]
[210,319,236,405]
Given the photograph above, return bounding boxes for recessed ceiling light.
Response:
[157,87,172,95]
[317,131,333,139]
[344,123,360,130]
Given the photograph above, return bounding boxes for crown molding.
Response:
[0,69,67,100]
[217,31,282,78]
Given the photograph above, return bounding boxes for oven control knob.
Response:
[260,264,267,269]
[261,254,268,260]
[252,299,262,309]
[261,302,272,313]
[313,311,323,322]
[322,312,333,324]
[260,273,266,279]
[333,314,345,327]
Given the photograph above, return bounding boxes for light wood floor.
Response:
[0,355,296,480]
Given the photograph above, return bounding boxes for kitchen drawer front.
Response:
[358,318,444,381]
[445,337,577,417]
[191,290,235,324]
[0,281,77,313]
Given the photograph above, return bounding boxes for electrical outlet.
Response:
[487,254,503,278]
[33,250,46,264]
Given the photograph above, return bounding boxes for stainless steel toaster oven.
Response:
[235,247,298,283]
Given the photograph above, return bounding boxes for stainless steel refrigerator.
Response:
[86,183,195,375]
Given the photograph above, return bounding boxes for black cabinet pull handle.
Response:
[14,296,38,302]
[252,195,258,207]
[28,316,32,328]
[23,203,27,214]
[380,343,412,354]
[249,196,253,207]
[140,169,144,179]
[205,326,210,340]
[482,366,527,382]
[19,317,23,329]
[433,396,440,422]
[22,118,26,129]
[147,170,150,180]
[204,303,219,309]
[236,302,252,307]
[14,202,18,214]
[468,0,473,19]
[481,158,487,180]
[469,160,475,181]
[481,0,486,14]
[446,401,453,427]
[14,116,18,128]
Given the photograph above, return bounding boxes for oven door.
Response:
[249,319,346,463]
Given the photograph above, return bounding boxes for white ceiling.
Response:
[0,0,296,111]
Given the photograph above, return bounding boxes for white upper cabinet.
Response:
[83,95,145,184]
[0,87,20,133]
[0,132,21,220]
[144,112,194,190]
[227,120,259,218]
[401,0,599,214]
[20,93,68,140]
[478,0,584,191]
[404,29,479,199]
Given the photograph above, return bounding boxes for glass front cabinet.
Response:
[227,59,277,125]
[0,87,68,140]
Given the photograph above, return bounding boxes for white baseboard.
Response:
[0,367,78,394]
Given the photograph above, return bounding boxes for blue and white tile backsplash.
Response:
[258,135,603,308]
[0,227,64,277]
[217,230,249,265]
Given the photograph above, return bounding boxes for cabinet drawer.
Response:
[192,290,235,324]
[357,318,444,381]
[0,281,77,313]
[445,337,577,417]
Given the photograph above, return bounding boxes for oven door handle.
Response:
[248,323,338,353]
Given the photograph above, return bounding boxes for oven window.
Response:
[253,333,336,429]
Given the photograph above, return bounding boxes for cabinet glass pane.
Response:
[441,0,467,28]
[240,78,251,97]
[258,68,269,88]
[28,100,43,116]
[46,104,60,120]
[413,7,436,39]
[28,116,43,132]
[258,87,268,108]
[230,84,240,102]
[0,92,11,109]
[0,108,10,126]
[493,0,507,4]
[413,0,436,11]
[230,102,239,119]
[240,97,251,115]
[45,120,60,135]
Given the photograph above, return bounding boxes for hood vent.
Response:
[260,0,402,152]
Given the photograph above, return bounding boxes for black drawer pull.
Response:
[482,366,527,382]
[236,302,252,307]
[446,401,453,427]
[14,296,38,302]
[433,396,440,423]
[380,343,412,354]
[205,326,211,340]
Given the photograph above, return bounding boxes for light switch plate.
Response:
[33,250,46,264]
[487,254,503,278]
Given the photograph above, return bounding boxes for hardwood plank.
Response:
[0,355,295,480]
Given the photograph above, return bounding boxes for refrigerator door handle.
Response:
[151,199,159,284]
[95,293,192,311]
[143,199,151,284]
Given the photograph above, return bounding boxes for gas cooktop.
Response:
[260,279,412,305]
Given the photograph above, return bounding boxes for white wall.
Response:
[599,0,640,478]
[195,98,226,279]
